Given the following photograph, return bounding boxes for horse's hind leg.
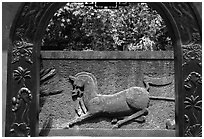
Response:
[112,108,148,129]
[64,113,93,128]
[134,115,146,123]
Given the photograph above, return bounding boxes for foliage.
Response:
[42,2,173,51]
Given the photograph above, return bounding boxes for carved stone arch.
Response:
[6,2,201,137]
[147,3,184,137]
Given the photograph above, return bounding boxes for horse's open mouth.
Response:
[73,98,87,117]
[72,93,78,101]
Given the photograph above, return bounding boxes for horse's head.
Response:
[69,75,85,100]
[69,72,98,100]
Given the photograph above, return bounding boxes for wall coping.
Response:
[41,51,174,60]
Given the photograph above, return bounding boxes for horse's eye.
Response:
[73,85,76,89]
[79,86,84,91]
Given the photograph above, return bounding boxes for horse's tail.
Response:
[144,75,175,102]
[143,82,172,92]
[143,81,150,92]
[143,75,173,92]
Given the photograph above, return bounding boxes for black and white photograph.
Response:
[2,1,202,137]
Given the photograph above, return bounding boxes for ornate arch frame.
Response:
[5,2,202,137]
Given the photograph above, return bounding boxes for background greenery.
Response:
[42,3,173,51]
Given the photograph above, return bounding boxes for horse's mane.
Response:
[75,72,98,86]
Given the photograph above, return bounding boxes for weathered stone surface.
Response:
[39,56,175,130]
[3,2,202,137]
[47,129,176,137]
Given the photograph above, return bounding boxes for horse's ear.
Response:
[69,75,76,84]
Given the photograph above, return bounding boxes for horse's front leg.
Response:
[65,113,93,128]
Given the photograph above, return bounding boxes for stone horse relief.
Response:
[66,72,175,129]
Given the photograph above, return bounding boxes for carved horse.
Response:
[67,72,150,128]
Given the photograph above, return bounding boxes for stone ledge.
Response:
[41,51,174,60]
[44,128,175,137]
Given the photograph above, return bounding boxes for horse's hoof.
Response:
[166,119,175,130]
[64,126,69,129]
[112,124,119,129]
[63,124,70,129]
[143,109,149,116]
[111,118,118,124]
[135,116,146,123]
[64,122,73,129]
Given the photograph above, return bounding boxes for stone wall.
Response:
[39,51,175,131]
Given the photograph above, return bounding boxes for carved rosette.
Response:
[12,37,33,64]
[182,39,202,67]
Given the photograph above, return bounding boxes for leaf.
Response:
[18,66,24,73]
[24,70,31,75]
[27,48,33,54]
[13,75,21,81]
[193,95,200,102]
[194,105,202,111]
[184,101,191,105]
[185,96,192,102]
[184,114,189,123]
[13,70,21,76]
[17,77,23,83]
[185,105,192,109]
[195,100,202,106]
[24,74,31,79]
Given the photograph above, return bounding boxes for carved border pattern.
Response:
[8,2,52,136]
[182,41,202,137]
[10,87,32,136]
[167,2,202,137]
[182,33,202,137]
[10,33,33,136]
[183,72,202,137]
[10,65,32,136]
